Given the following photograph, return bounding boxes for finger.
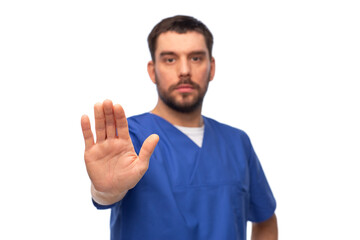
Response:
[94,102,106,142]
[81,115,94,150]
[114,104,131,140]
[103,99,116,139]
[138,134,159,168]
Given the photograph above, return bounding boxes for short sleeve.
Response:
[247,139,276,222]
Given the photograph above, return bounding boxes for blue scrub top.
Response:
[93,113,276,240]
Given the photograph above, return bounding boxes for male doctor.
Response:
[81,15,278,240]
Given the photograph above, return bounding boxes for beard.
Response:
[155,74,210,113]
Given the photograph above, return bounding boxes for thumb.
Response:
[138,134,159,166]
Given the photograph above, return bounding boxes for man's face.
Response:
[148,31,215,113]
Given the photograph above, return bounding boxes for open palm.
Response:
[81,100,159,202]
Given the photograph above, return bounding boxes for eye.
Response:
[165,58,175,63]
[191,56,202,62]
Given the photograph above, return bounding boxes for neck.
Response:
[151,99,203,127]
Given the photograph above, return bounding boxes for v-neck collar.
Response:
[147,112,207,149]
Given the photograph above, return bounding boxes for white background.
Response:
[1,0,359,239]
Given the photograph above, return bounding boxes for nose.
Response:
[178,58,191,77]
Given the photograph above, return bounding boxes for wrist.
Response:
[91,184,128,205]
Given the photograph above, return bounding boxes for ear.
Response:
[209,57,215,81]
[147,60,156,84]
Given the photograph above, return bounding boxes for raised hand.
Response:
[81,100,159,204]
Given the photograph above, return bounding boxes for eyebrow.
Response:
[159,50,207,57]
[159,51,176,57]
[190,51,207,56]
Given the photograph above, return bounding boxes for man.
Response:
[81,15,278,240]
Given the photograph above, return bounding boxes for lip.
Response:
[175,84,195,93]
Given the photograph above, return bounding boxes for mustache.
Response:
[168,77,200,91]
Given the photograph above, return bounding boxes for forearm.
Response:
[91,184,127,206]
[251,214,278,240]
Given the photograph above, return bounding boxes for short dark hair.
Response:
[147,15,214,61]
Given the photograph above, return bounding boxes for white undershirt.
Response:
[174,125,205,147]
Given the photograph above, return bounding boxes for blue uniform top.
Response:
[93,113,276,240]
